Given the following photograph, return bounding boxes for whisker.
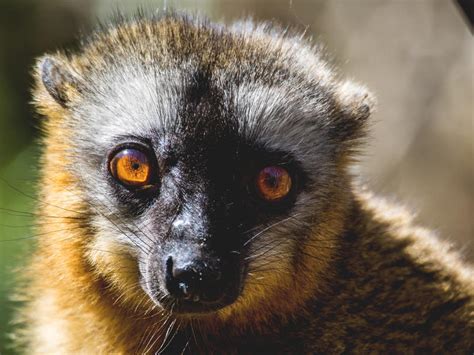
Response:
[243,213,301,247]
[0,208,86,220]
[0,226,83,243]
[71,174,155,253]
[0,177,89,216]
[157,318,179,354]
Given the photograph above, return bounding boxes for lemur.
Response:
[14,13,473,353]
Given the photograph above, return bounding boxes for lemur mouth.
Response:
[160,295,238,315]
[142,283,241,316]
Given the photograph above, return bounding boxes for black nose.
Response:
[165,256,224,303]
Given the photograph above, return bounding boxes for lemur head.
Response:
[34,14,374,324]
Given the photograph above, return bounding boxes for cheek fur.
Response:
[216,190,342,321]
[85,229,153,310]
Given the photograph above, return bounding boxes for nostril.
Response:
[166,256,174,278]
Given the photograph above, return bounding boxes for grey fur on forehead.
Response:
[54,13,373,171]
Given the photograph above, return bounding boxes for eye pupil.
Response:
[132,162,140,170]
[265,175,278,188]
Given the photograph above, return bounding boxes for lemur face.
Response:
[102,113,305,313]
[36,16,373,317]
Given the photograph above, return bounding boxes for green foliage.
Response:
[0,145,38,354]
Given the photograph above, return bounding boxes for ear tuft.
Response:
[336,80,376,123]
[39,56,82,108]
[331,80,376,143]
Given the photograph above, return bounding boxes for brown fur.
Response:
[15,14,473,354]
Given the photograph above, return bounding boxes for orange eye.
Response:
[256,166,292,201]
[109,148,153,187]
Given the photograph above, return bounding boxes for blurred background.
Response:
[0,0,472,352]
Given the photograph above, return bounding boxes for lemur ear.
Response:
[38,56,83,108]
[333,80,376,141]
